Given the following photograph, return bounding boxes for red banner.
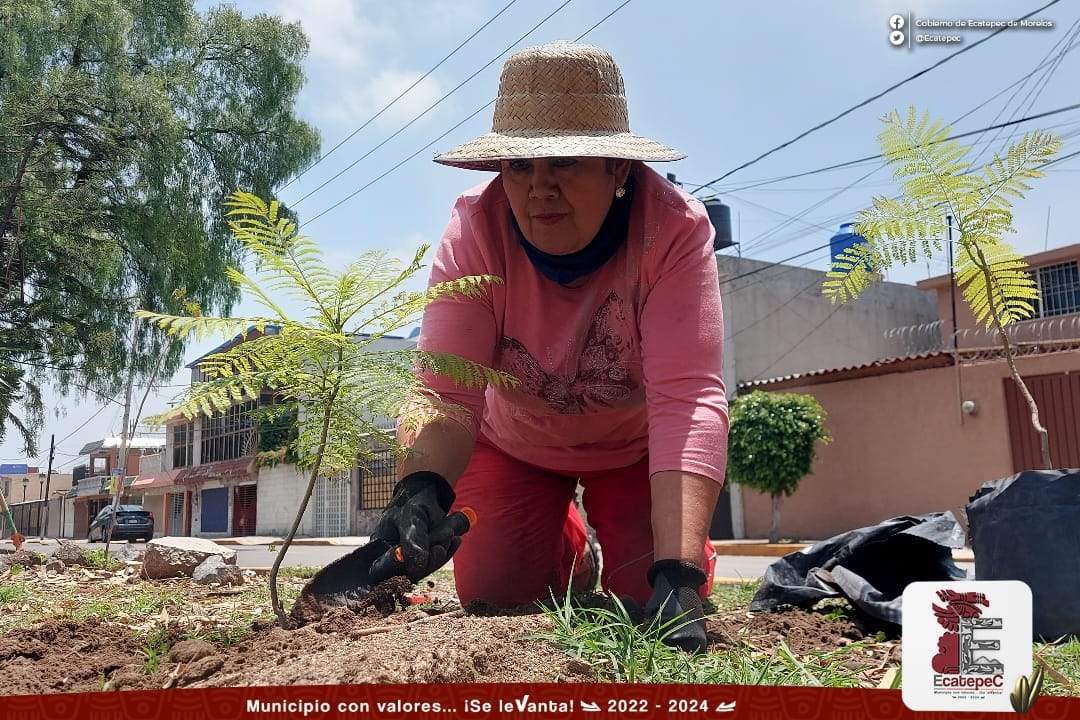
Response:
[1,685,1076,720]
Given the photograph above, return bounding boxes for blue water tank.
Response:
[829,222,870,267]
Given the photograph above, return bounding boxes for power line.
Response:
[53,402,113,448]
[969,18,1080,166]
[280,0,523,197]
[293,0,575,209]
[689,0,1063,192]
[716,144,1080,300]
[302,0,634,226]
[699,103,1080,196]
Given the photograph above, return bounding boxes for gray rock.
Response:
[192,554,244,586]
[141,537,237,580]
[52,542,88,566]
[0,548,44,570]
[44,558,65,574]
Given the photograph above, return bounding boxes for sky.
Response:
[3,0,1078,474]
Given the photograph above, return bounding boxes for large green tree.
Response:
[0,0,320,454]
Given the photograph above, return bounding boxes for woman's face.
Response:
[501,157,631,255]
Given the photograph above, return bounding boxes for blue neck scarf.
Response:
[511,175,635,286]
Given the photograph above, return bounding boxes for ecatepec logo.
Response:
[902,581,1033,712]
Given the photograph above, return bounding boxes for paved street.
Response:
[3,537,974,581]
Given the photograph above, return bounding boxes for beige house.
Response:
[734,243,1080,540]
[0,467,72,539]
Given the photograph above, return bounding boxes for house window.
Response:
[359,447,397,509]
[1033,260,1080,318]
[172,422,193,468]
[200,400,257,463]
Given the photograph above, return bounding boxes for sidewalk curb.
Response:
[6,537,976,562]
[711,541,810,557]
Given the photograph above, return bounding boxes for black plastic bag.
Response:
[749,512,966,626]
[966,468,1080,640]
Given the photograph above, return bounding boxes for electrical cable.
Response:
[688,0,1063,193]
[302,0,633,226]
[52,402,113,448]
[293,0,576,209]
[277,0,521,193]
[969,18,1080,167]
[746,302,846,383]
[711,102,1080,259]
[699,103,1080,196]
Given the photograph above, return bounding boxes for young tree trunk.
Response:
[769,492,783,544]
[269,390,338,628]
[972,245,1053,470]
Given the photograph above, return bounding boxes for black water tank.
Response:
[704,198,733,251]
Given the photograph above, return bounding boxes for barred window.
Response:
[1033,261,1080,318]
[200,399,257,463]
[358,447,397,509]
[172,422,193,468]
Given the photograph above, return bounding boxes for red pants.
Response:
[450,440,717,607]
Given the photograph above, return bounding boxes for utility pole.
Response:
[39,434,55,540]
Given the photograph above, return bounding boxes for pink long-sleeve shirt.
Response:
[413,162,728,484]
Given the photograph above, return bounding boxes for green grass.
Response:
[1036,638,1080,697]
[530,583,872,685]
[137,625,171,675]
[708,580,760,613]
[4,561,1079,695]
[528,578,1080,693]
[82,548,121,571]
[0,581,31,606]
[277,565,320,580]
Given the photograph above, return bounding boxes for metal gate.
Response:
[232,484,258,536]
[167,492,185,535]
[314,471,350,536]
[1005,371,1080,471]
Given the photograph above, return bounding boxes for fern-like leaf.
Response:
[824,106,1060,344]
[978,130,1062,214]
[823,242,881,303]
[954,243,1037,329]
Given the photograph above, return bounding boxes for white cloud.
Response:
[314,68,447,130]
[272,0,394,70]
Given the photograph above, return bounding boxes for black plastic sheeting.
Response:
[967,468,1080,640]
[749,512,967,627]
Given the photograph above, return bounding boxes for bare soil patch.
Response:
[0,561,897,694]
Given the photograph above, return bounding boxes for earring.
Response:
[614,186,626,199]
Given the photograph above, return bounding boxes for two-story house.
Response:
[159,327,417,539]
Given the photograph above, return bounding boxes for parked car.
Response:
[87,505,154,542]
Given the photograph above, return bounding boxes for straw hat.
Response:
[434,41,685,170]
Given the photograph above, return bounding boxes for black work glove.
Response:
[644,559,709,654]
[368,471,470,584]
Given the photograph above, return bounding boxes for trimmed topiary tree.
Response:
[727,390,832,543]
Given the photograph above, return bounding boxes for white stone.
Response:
[142,536,237,580]
[192,554,244,586]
